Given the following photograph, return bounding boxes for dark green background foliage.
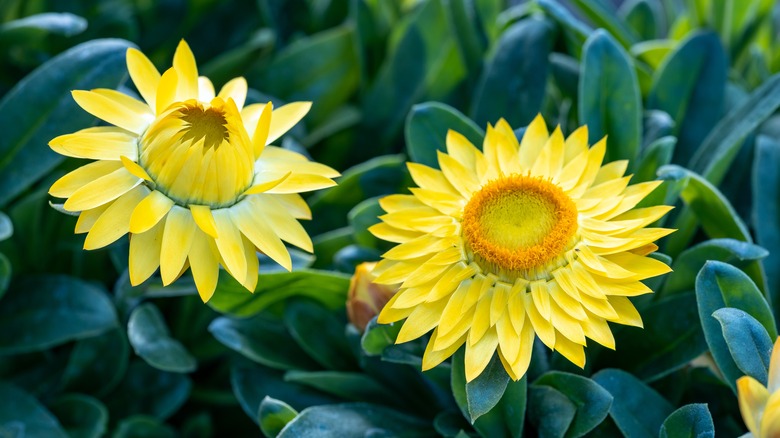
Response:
[1,0,780,436]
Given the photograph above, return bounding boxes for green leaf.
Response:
[713,308,773,386]
[753,136,780,321]
[532,372,612,437]
[209,270,349,318]
[308,155,412,234]
[579,29,642,166]
[231,364,339,423]
[0,12,86,43]
[209,314,318,371]
[0,212,12,241]
[549,53,580,99]
[258,397,298,438]
[537,0,591,56]
[48,394,107,438]
[471,17,555,128]
[528,385,577,438]
[634,136,675,183]
[663,239,768,296]
[0,383,67,438]
[619,0,659,40]
[0,253,10,302]
[696,261,777,391]
[103,361,191,421]
[405,102,484,169]
[599,292,706,382]
[284,371,401,406]
[61,328,128,397]
[569,0,638,48]
[592,369,674,438]
[0,39,132,207]
[347,197,383,248]
[259,25,358,125]
[284,298,356,370]
[112,416,175,438]
[647,31,727,164]
[127,303,196,373]
[688,73,780,186]
[658,404,715,438]
[466,355,510,422]
[360,318,402,356]
[362,0,466,148]
[277,403,433,438]
[659,165,753,258]
[0,275,118,354]
[630,40,675,70]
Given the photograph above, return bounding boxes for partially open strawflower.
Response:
[370,115,674,382]
[48,41,339,302]
[738,337,780,437]
[347,262,399,332]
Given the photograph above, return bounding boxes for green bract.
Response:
[0,0,779,436]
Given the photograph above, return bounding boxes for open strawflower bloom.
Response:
[370,115,675,382]
[738,337,780,437]
[47,40,339,302]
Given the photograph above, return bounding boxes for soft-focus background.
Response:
[2,0,780,436]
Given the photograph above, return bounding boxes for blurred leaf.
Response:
[579,29,642,166]
[277,403,432,437]
[634,136,675,183]
[528,385,577,438]
[209,270,349,318]
[0,212,12,241]
[231,364,340,422]
[258,397,297,438]
[471,17,555,128]
[532,371,612,437]
[658,404,715,438]
[592,369,674,438]
[648,32,727,164]
[128,303,196,374]
[200,29,275,87]
[689,73,780,186]
[0,38,133,207]
[209,314,318,370]
[362,0,466,149]
[696,261,777,391]
[599,292,706,382]
[347,198,383,248]
[619,0,659,40]
[713,308,773,386]
[284,370,401,406]
[549,53,579,99]
[103,361,191,421]
[0,12,86,44]
[753,136,780,320]
[0,275,117,354]
[659,165,753,258]
[570,0,638,48]
[537,0,591,55]
[258,25,358,125]
[0,254,10,301]
[308,155,412,234]
[642,110,675,147]
[663,239,768,296]
[112,416,175,438]
[61,328,129,397]
[465,355,510,422]
[630,40,675,70]
[0,382,67,437]
[49,394,107,438]
[406,102,485,169]
[283,298,356,370]
[360,318,401,356]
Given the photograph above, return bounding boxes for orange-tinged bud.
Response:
[347,262,398,331]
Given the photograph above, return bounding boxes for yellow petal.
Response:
[406,162,460,196]
[156,67,179,114]
[445,129,484,176]
[738,376,769,437]
[554,332,586,368]
[423,328,465,371]
[173,40,198,99]
[496,314,520,366]
[129,190,174,234]
[218,77,248,110]
[231,202,292,271]
[49,127,138,160]
[244,171,291,195]
[396,297,448,343]
[129,219,164,285]
[50,161,123,198]
[524,291,555,349]
[251,102,273,158]
[239,236,259,292]
[160,206,196,285]
[126,47,160,109]
[437,150,480,197]
[189,228,219,302]
[768,337,780,393]
[198,76,215,102]
[120,156,153,182]
[519,114,549,169]
[607,296,643,327]
[274,193,311,219]
[72,89,152,134]
[64,168,142,212]
[83,187,148,249]
[212,209,247,282]
[465,327,499,382]
[581,312,615,349]
[550,300,586,345]
[264,173,336,194]
[75,204,110,234]
[760,391,780,438]
[190,205,218,238]
[563,125,589,164]
[509,322,536,379]
[268,102,312,145]
[593,160,629,186]
[531,126,565,179]
[248,195,313,252]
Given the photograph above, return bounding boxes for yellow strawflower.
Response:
[370,115,673,381]
[738,337,780,437]
[48,41,339,302]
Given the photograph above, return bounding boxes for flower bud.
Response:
[347,262,398,331]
